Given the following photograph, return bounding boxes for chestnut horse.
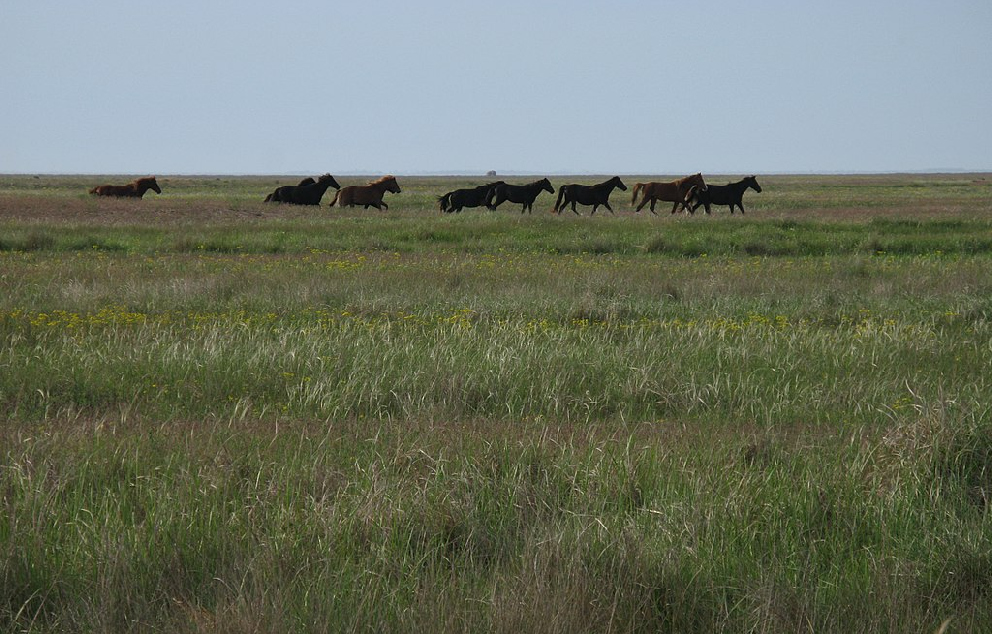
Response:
[264,174,339,204]
[552,176,627,215]
[330,175,401,210]
[686,176,762,215]
[630,173,706,214]
[486,178,555,214]
[89,176,161,198]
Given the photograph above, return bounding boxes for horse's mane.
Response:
[367,175,396,185]
[134,176,157,185]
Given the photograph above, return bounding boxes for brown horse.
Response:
[89,176,162,198]
[330,175,401,210]
[630,173,705,214]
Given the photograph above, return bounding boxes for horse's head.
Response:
[317,174,341,189]
[612,176,627,191]
[746,176,762,193]
[380,175,401,193]
[146,177,162,194]
[540,178,555,194]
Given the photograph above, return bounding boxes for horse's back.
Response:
[337,185,373,206]
[91,184,131,197]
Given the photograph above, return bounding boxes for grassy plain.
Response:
[1,173,991,632]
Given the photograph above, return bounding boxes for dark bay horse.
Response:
[552,176,627,215]
[486,178,555,214]
[263,176,314,202]
[264,174,339,204]
[686,176,762,215]
[89,176,161,198]
[630,173,705,214]
[331,175,401,210]
[438,181,504,213]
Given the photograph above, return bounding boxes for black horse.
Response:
[686,176,761,214]
[552,176,627,215]
[264,174,340,204]
[264,177,313,202]
[438,181,505,213]
[486,178,555,214]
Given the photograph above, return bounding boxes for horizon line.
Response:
[3,168,991,178]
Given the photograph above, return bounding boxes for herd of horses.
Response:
[87,173,761,215]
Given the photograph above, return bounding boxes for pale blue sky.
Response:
[2,1,990,175]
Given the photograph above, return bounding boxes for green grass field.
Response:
[1,173,991,632]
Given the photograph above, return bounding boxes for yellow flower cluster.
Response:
[0,305,941,340]
[9,306,149,329]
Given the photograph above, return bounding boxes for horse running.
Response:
[686,176,762,215]
[552,176,627,215]
[438,181,504,213]
[264,174,340,204]
[263,176,314,202]
[331,175,401,210]
[89,176,162,198]
[486,178,555,214]
[630,173,706,214]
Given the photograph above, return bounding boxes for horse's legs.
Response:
[671,200,680,214]
[603,201,614,214]
[649,198,657,215]
[571,201,579,215]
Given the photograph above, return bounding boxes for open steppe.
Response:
[1,173,991,632]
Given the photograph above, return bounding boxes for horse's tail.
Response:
[329,190,341,207]
[484,186,499,210]
[631,183,644,205]
[89,186,99,195]
[552,187,566,214]
[438,193,450,213]
[264,193,274,203]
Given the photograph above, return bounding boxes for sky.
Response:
[2,1,990,175]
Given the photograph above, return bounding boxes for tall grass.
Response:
[1,174,991,632]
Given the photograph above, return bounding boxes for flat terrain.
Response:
[1,173,991,633]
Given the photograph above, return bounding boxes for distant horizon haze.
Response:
[2,1,990,175]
